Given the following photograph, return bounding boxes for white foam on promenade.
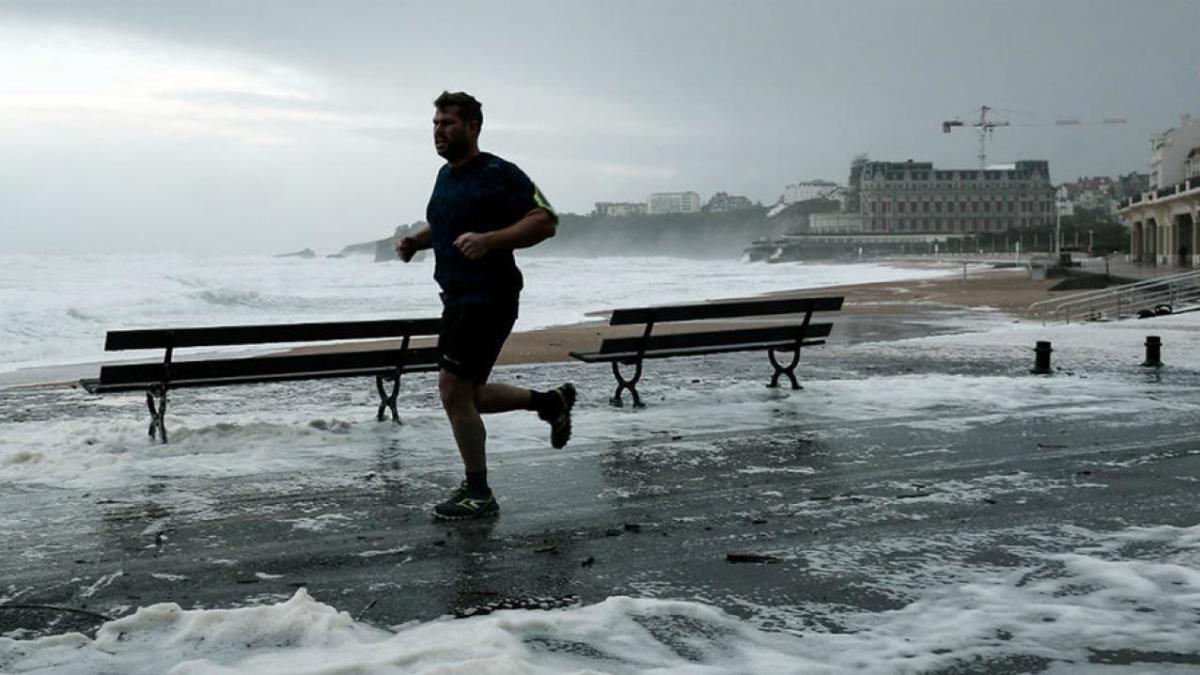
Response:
[4,265,1200,672]
[842,305,1200,369]
[2,523,1197,674]
[0,253,957,375]
[0,369,1175,491]
[3,309,1198,490]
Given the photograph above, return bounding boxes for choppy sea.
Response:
[0,252,954,375]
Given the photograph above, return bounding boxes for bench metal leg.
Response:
[611,361,645,408]
[768,347,802,390]
[146,388,169,444]
[375,373,402,424]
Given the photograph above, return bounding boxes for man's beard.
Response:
[437,135,471,162]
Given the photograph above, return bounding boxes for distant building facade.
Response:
[1150,114,1200,189]
[783,180,840,204]
[1187,148,1200,181]
[1113,172,1150,202]
[702,192,755,213]
[647,191,701,215]
[810,213,866,233]
[1059,176,1118,214]
[594,201,648,217]
[857,159,1055,233]
[1118,114,1200,268]
[844,155,870,213]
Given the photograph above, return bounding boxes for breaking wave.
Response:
[65,308,104,323]
[189,288,270,308]
[0,253,956,375]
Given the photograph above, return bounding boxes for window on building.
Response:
[922,202,930,213]
[971,202,979,213]
[899,202,906,213]
[934,201,942,213]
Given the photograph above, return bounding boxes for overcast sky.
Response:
[2,0,1198,254]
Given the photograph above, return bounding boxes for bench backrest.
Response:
[598,323,833,356]
[609,296,843,326]
[95,347,440,389]
[104,318,442,351]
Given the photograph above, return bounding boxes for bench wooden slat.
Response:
[84,363,442,393]
[571,339,827,364]
[104,318,442,351]
[92,347,440,390]
[609,297,843,326]
[596,323,832,356]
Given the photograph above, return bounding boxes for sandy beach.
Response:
[279,265,1064,368]
[496,266,1060,365]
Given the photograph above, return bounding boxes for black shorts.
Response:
[437,299,518,383]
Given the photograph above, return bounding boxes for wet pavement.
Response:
[2,324,1199,673]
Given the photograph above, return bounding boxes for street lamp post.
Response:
[1055,205,1062,257]
[1054,188,1074,261]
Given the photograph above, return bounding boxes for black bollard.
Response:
[1141,335,1163,368]
[1032,340,1053,374]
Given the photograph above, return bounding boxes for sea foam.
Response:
[0,253,957,375]
[4,523,1198,673]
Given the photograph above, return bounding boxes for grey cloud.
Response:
[2,0,1198,253]
[154,90,333,111]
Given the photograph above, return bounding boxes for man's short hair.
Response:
[434,91,483,127]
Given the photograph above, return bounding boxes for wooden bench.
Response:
[569,296,843,407]
[80,318,441,443]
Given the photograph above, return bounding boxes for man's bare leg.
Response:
[475,382,532,414]
[432,369,505,520]
[476,381,575,450]
[439,370,487,473]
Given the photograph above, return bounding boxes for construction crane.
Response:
[943,105,1127,168]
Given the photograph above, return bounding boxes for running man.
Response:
[396,91,575,520]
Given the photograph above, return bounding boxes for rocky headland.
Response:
[322,199,839,261]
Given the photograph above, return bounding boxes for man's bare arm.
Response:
[454,208,557,260]
[396,223,433,262]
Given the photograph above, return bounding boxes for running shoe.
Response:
[433,482,499,520]
[540,382,576,449]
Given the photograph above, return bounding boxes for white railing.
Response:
[1031,269,1200,324]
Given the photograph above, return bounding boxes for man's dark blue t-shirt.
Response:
[426,152,555,305]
